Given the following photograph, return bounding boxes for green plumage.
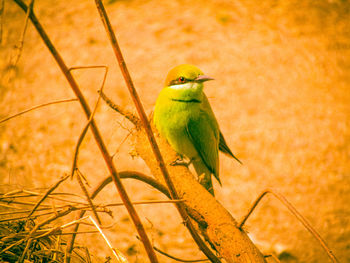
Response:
[154,64,240,195]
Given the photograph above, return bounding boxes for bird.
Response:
[153,64,241,195]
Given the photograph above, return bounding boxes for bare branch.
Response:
[19,206,76,262]
[70,65,108,178]
[94,171,170,198]
[134,125,268,262]
[0,98,78,125]
[0,0,4,44]
[65,170,169,263]
[1,190,86,205]
[14,0,33,63]
[12,2,156,262]
[88,216,128,262]
[94,2,220,262]
[69,65,109,225]
[98,90,140,127]
[76,169,102,225]
[239,189,339,263]
[153,246,211,262]
[27,174,70,218]
[0,239,24,255]
[136,235,211,263]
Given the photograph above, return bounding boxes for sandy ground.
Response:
[1,0,349,262]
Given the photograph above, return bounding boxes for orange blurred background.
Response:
[1,1,349,262]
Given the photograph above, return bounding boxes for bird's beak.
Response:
[195,75,215,83]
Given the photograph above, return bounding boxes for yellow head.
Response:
[164,64,213,87]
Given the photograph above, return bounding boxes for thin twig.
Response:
[68,65,108,72]
[239,188,338,263]
[0,206,106,223]
[0,98,78,124]
[65,171,209,263]
[0,199,51,207]
[2,190,83,198]
[0,239,24,255]
[69,65,108,225]
[0,206,90,223]
[69,65,109,225]
[70,65,108,178]
[0,190,86,205]
[0,0,4,44]
[135,235,210,262]
[0,195,182,218]
[70,120,90,177]
[12,2,157,263]
[111,131,132,158]
[54,234,61,261]
[11,0,34,67]
[19,206,75,262]
[27,174,70,218]
[153,246,210,262]
[98,90,139,126]
[59,230,100,235]
[76,169,102,225]
[94,1,219,262]
[65,170,169,263]
[94,171,170,198]
[88,216,128,262]
[60,215,90,229]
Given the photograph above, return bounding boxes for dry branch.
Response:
[70,69,108,225]
[133,123,266,262]
[0,0,4,44]
[97,90,267,261]
[94,1,222,262]
[0,98,77,125]
[12,1,158,262]
[65,170,170,262]
[27,175,70,218]
[239,189,339,263]
[93,0,267,258]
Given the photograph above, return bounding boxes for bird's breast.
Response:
[154,98,200,158]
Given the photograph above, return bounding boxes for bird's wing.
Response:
[202,93,242,165]
[219,131,242,164]
[186,111,221,184]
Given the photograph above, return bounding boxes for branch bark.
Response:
[132,123,267,262]
[94,1,221,262]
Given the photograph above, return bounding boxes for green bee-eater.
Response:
[154,64,241,195]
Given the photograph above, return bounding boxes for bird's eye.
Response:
[178,77,185,83]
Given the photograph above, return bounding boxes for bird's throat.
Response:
[171,98,201,103]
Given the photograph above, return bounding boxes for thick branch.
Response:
[94,2,219,262]
[134,126,267,263]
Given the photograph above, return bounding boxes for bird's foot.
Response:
[198,174,215,196]
[170,157,194,168]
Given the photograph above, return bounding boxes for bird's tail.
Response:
[193,159,214,196]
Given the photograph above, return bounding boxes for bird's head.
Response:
[163,64,214,102]
[165,64,214,87]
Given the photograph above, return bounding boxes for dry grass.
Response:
[0,0,349,262]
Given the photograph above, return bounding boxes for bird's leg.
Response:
[170,156,194,168]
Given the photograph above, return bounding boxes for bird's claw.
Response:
[170,157,194,168]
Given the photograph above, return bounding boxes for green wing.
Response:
[202,93,242,165]
[186,110,220,184]
[219,132,242,164]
